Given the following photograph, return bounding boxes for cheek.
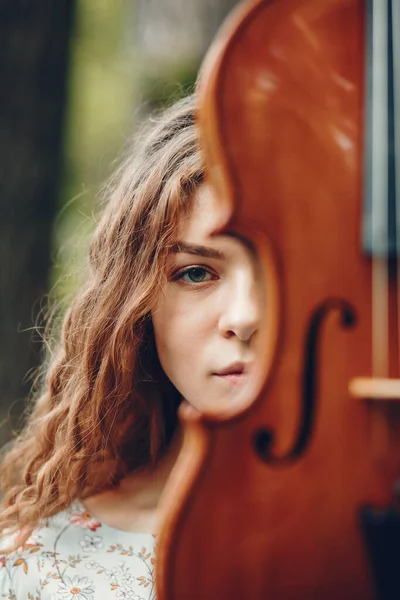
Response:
[152,298,211,380]
[152,303,188,375]
[152,319,192,399]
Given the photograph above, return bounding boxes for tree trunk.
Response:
[0,1,75,446]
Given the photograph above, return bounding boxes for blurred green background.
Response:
[0,0,239,446]
[53,0,139,301]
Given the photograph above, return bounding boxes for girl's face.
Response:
[152,184,266,414]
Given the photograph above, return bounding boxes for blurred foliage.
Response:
[140,62,198,112]
[51,0,137,302]
[51,0,198,305]
[52,0,200,305]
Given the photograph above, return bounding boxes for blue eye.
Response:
[177,267,213,284]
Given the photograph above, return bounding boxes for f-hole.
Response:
[253,298,357,465]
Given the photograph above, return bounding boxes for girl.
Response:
[0,93,263,599]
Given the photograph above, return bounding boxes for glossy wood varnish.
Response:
[156,1,400,598]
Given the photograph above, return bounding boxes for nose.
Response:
[218,270,262,342]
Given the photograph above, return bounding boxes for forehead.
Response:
[179,184,230,242]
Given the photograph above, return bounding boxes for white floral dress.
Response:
[0,502,156,600]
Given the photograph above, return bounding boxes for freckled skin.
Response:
[152,184,265,413]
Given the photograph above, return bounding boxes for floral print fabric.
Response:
[0,502,156,600]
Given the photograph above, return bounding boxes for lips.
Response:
[215,362,246,376]
[213,362,248,386]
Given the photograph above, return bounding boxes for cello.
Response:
[156,0,400,597]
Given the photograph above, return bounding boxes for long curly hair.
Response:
[0,94,204,550]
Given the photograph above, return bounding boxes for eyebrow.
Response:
[170,241,225,260]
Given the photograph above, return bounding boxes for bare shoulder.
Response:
[82,484,160,534]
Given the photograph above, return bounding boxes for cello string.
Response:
[371,0,389,463]
[371,0,389,381]
[392,0,400,376]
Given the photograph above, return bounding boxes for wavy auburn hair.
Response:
[0,94,204,548]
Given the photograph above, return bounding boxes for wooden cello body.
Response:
[156,0,400,598]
